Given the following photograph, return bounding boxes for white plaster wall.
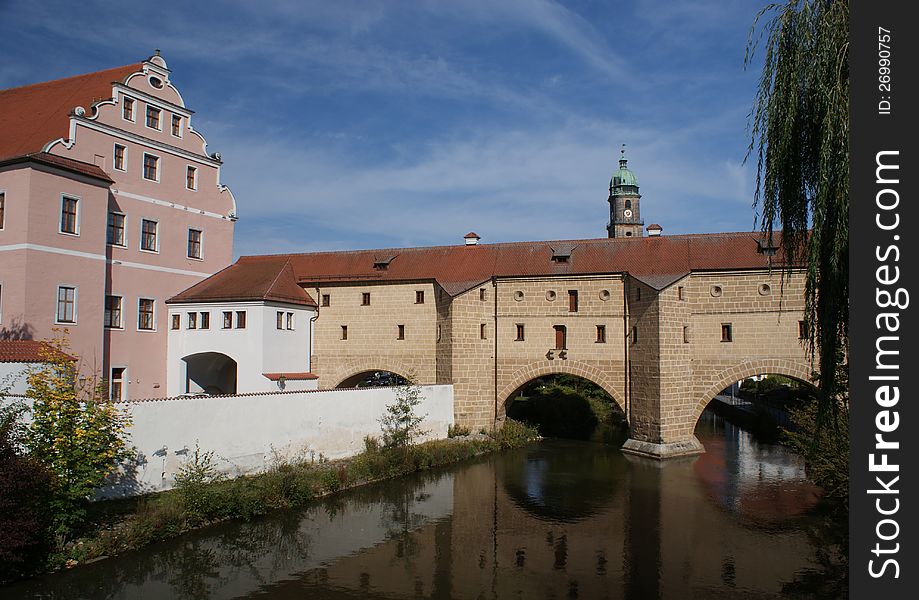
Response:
[105,384,453,497]
[0,362,30,395]
[166,301,316,396]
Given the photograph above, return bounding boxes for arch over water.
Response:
[182,352,237,395]
[691,358,814,428]
[498,360,625,416]
[327,358,417,389]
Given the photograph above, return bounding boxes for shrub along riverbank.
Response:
[5,420,538,582]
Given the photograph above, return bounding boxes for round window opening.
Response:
[546,291,556,301]
[149,76,164,89]
[710,285,723,298]
[514,291,524,302]
[759,283,772,296]
[599,290,611,301]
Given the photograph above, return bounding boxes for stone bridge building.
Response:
[170,231,808,459]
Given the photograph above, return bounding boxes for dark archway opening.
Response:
[183,352,237,395]
[505,375,627,443]
[337,370,410,389]
[696,374,817,443]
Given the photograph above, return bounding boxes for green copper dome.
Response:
[609,145,639,196]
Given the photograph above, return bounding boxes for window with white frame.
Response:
[0,191,5,229]
[186,165,197,190]
[142,153,159,181]
[138,298,155,330]
[110,367,126,401]
[60,195,79,234]
[113,144,126,171]
[56,286,76,323]
[107,212,126,247]
[187,228,202,259]
[145,105,161,130]
[188,312,197,329]
[104,295,123,328]
[200,312,210,329]
[123,96,135,121]
[140,219,158,252]
[171,114,183,137]
[286,312,294,330]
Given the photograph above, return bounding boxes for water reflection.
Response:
[5,414,834,599]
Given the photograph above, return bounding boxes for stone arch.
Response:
[327,357,418,389]
[498,360,625,417]
[692,358,814,427]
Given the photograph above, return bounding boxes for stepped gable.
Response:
[175,232,791,301]
[167,256,317,306]
[0,63,141,160]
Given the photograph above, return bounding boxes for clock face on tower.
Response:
[623,209,633,218]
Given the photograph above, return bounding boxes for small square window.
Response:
[480,323,487,340]
[171,314,181,330]
[145,105,161,130]
[678,286,685,301]
[341,325,348,340]
[721,323,733,342]
[397,324,405,340]
[188,312,197,329]
[568,290,578,312]
[286,312,294,330]
[123,97,135,121]
[554,325,567,350]
[321,294,330,307]
[416,290,425,304]
[277,311,284,330]
[683,326,690,343]
[479,288,486,301]
[186,166,197,191]
[222,311,232,329]
[361,292,370,306]
[596,324,606,343]
[631,326,638,345]
[110,367,126,402]
[515,323,525,341]
[200,312,210,329]
[235,311,247,329]
[172,114,183,137]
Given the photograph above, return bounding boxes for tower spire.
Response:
[607,144,643,239]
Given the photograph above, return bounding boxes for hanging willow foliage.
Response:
[746,0,849,425]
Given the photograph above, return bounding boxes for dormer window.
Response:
[550,244,574,263]
[373,254,396,270]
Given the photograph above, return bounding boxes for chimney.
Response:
[464,232,481,246]
[646,224,662,237]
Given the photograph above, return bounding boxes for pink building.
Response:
[0,52,237,400]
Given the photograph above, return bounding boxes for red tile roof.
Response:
[0,63,142,161]
[167,257,318,306]
[0,340,75,363]
[262,372,319,381]
[169,232,796,304]
[0,152,113,183]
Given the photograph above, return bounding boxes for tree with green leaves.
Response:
[24,336,133,537]
[747,0,849,419]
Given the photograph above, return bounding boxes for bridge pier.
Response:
[620,436,704,460]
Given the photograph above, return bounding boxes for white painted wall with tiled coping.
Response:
[3,384,453,497]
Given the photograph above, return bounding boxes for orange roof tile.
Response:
[170,232,796,304]
[0,63,142,161]
[0,340,75,363]
[167,257,317,306]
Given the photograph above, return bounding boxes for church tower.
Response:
[607,145,644,238]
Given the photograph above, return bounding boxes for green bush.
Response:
[493,419,540,449]
[447,424,471,438]
[174,444,224,526]
[380,382,428,448]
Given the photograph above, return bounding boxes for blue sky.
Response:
[1,0,769,257]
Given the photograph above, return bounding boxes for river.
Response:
[3,411,839,599]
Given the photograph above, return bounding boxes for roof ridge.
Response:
[239,230,769,260]
[0,63,142,95]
